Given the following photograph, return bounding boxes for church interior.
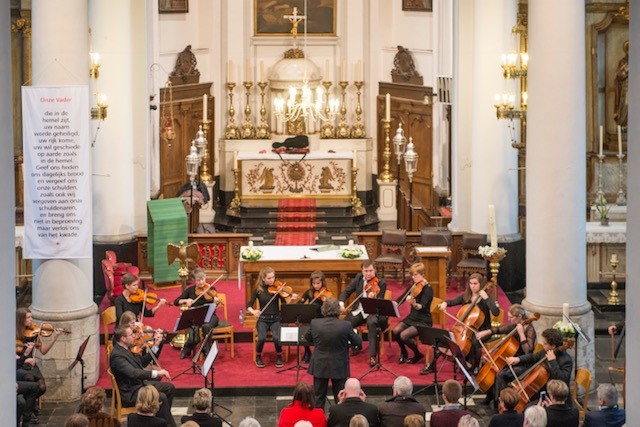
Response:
[4,0,639,425]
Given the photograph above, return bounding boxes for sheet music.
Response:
[391,301,400,318]
[204,303,218,323]
[202,341,218,377]
[280,326,299,343]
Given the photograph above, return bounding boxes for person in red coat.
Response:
[429,380,471,427]
[279,382,327,427]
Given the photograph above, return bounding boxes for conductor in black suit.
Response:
[109,325,177,427]
[307,297,363,410]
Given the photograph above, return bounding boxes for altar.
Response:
[586,221,626,283]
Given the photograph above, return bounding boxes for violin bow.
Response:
[139,288,149,323]
[309,289,327,305]
[508,363,529,400]
[344,278,376,313]
[258,281,287,316]
[141,336,165,373]
[190,273,225,306]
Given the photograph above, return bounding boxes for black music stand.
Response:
[563,314,591,378]
[68,336,91,394]
[173,305,210,379]
[414,326,452,403]
[358,297,400,380]
[202,341,232,424]
[277,304,320,381]
[444,337,480,410]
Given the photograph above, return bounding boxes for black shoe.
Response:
[398,354,408,364]
[302,351,311,364]
[275,354,284,368]
[180,346,192,359]
[420,363,435,375]
[255,355,265,368]
[369,357,377,367]
[407,353,424,364]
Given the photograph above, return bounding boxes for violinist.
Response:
[505,328,573,404]
[297,270,330,363]
[392,262,432,366]
[338,260,387,367]
[173,268,220,359]
[118,310,164,358]
[246,267,299,368]
[114,273,167,324]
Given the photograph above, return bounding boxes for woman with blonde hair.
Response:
[348,414,369,427]
[80,386,120,426]
[181,388,222,427]
[127,385,168,426]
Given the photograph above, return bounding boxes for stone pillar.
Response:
[522,0,593,375]
[1,2,18,420]
[31,0,99,401]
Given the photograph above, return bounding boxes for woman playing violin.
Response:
[114,273,167,324]
[173,268,220,359]
[247,267,298,368]
[338,260,387,367]
[297,270,330,363]
[392,262,432,366]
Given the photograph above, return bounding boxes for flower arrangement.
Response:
[341,246,363,259]
[553,321,576,340]
[595,198,611,225]
[241,246,263,261]
[478,245,507,258]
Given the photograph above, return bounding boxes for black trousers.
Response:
[313,376,346,411]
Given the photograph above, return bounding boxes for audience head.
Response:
[181,422,199,427]
[403,414,425,427]
[393,376,413,397]
[498,388,520,412]
[292,381,316,410]
[343,378,363,397]
[523,405,547,427]
[294,422,313,427]
[547,379,569,403]
[80,386,107,416]
[321,297,341,317]
[442,379,462,405]
[349,414,370,427]
[192,388,212,412]
[597,383,618,407]
[135,385,161,415]
[238,417,261,427]
[457,415,479,427]
[541,328,564,348]
[64,413,89,427]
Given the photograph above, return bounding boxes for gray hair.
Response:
[523,405,547,427]
[238,417,261,427]
[597,383,618,407]
[456,415,479,427]
[294,422,313,427]
[393,376,413,396]
[321,297,341,317]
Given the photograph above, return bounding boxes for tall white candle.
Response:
[202,94,208,122]
[228,60,234,82]
[617,125,622,156]
[245,59,251,82]
[341,60,347,81]
[599,125,603,156]
[562,303,569,326]
[611,253,618,263]
[249,240,254,248]
[325,59,330,81]
[233,151,238,169]
[488,204,497,249]
[385,93,391,122]
[352,150,357,168]
[356,60,363,81]
[260,60,265,82]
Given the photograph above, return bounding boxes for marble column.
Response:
[31,0,99,401]
[523,0,593,375]
[1,2,18,420]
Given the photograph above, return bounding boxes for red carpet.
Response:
[96,278,513,391]
[275,199,317,245]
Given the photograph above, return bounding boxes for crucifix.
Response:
[284,7,306,45]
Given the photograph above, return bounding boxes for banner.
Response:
[22,86,92,259]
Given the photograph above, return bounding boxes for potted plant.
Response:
[595,199,611,226]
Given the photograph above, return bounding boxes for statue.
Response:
[614,40,629,127]
[319,166,334,192]
[170,45,200,85]
[259,166,275,192]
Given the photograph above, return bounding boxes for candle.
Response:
[325,59,330,81]
[488,204,497,249]
[611,253,618,263]
[228,60,234,82]
[617,125,622,156]
[245,59,251,82]
[260,60,264,82]
[356,60,362,81]
[233,151,238,169]
[202,94,208,122]
[385,93,391,122]
[249,240,254,248]
[348,239,354,248]
[341,59,347,81]
[352,150,357,168]
[562,303,569,326]
[599,125,603,156]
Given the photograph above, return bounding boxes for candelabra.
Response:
[596,153,605,205]
[404,138,418,231]
[392,123,407,229]
[241,81,255,139]
[336,81,350,138]
[350,81,365,138]
[379,120,393,183]
[500,52,528,79]
[227,167,241,217]
[225,83,239,139]
[255,82,270,139]
[616,153,626,205]
[351,166,365,217]
[320,81,335,139]
[199,121,213,184]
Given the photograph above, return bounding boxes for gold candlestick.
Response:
[255,82,270,139]
[350,81,365,138]
[336,81,350,138]
[200,120,213,184]
[379,119,393,182]
[241,81,255,139]
[351,165,366,216]
[608,256,620,304]
[482,247,507,302]
[321,81,335,139]
[227,167,241,217]
[225,82,239,139]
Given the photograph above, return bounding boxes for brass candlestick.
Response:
[241,81,255,139]
[379,119,393,182]
[616,153,626,206]
[351,81,365,138]
[321,81,335,139]
[255,82,270,139]
[351,165,366,217]
[225,83,239,139]
[200,120,213,184]
[482,247,507,303]
[608,256,620,304]
[227,167,241,217]
[336,81,350,138]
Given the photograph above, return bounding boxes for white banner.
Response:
[22,86,92,259]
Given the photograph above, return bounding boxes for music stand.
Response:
[277,304,320,381]
[444,337,479,410]
[414,326,452,403]
[68,336,91,394]
[202,341,232,424]
[358,297,400,380]
[563,314,591,378]
[173,305,210,379]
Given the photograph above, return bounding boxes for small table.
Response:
[414,246,451,327]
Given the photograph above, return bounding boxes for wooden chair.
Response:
[250,300,289,363]
[101,306,116,371]
[455,233,488,281]
[356,290,393,356]
[374,229,408,284]
[210,293,235,358]
[572,367,592,422]
[107,369,136,421]
[101,260,116,304]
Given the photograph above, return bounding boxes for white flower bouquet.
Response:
[341,246,363,259]
[553,321,576,340]
[241,246,263,261]
[478,245,507,258]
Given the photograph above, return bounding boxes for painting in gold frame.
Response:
[255,0,336,36]
[159,0,188,14]
[402,0,432,12]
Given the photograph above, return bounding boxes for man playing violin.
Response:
[339,260,388,367]
[297,270,331,363]
[173,268,220,359]
[114,273,167,325]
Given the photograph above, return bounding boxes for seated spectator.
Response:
[181,422,200,427]
[80,386,121,426]
[523,406,547,427]
[584,383,625,427]
[457,415,479,427]
[127,385,168,427]
[64,413,90,427]
[180,388,222,427]
[349,415,369,427]
[279,382,327,427]
[238,417,261,427]
[488,388,524,427]
[542,380,578,427]
[403,414,425,427]
[327,378,380,427]
[429,380,470,427]
[377,376,425,427]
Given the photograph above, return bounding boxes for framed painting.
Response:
[255,0,336,36]
[159,0,189,14]
[402,0,433,12]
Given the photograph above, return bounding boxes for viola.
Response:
[130,324,166,355]
[129,289,162,305]
[452,282,493,355]
[396,280,427,306]
[476,313,540,392]
[364,277,381,297]
[310,288,334,304]
[24,322,71,339]
[268,281,294,298]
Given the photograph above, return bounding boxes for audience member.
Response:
[377,376,425,427]
[584,383,625,427]
[180,388,222,427]
[348,414,369,427]
[80,386,121,426]
[279,382,327,427]
[127,385,169,427]
[294,422,313,427]
[457,415,479,427]
[487,388,524,427]
[327,378,379,427]
[403,414,425,427]
[429,380,470,427]
[64,413,89,427]
[238,417,261,427]
[523,405,547,427]
[180,422,199,427]
[542,380,578,427]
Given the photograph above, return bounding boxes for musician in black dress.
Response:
[114,273,167,324]
[392,262,433,365]
[297,270,328,364]
[173,268,220,358]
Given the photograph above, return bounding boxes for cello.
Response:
[509,339,574,412]
[450,282,492,356]
[475,312,540,392]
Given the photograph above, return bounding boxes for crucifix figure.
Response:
[284,7,306,44]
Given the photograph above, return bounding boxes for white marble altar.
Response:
[586,221,626,282]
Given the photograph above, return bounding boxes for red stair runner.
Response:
[274,199,317,245]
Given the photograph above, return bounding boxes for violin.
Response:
[130,324,166,355]
[129,289,162,304]
[396,280,427,306]
[476,313,540,392]
[195,287,218,301]
[268,281,294,298]
[364,277,381,297]
[24,322,71,339]
[310,288,334,304]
